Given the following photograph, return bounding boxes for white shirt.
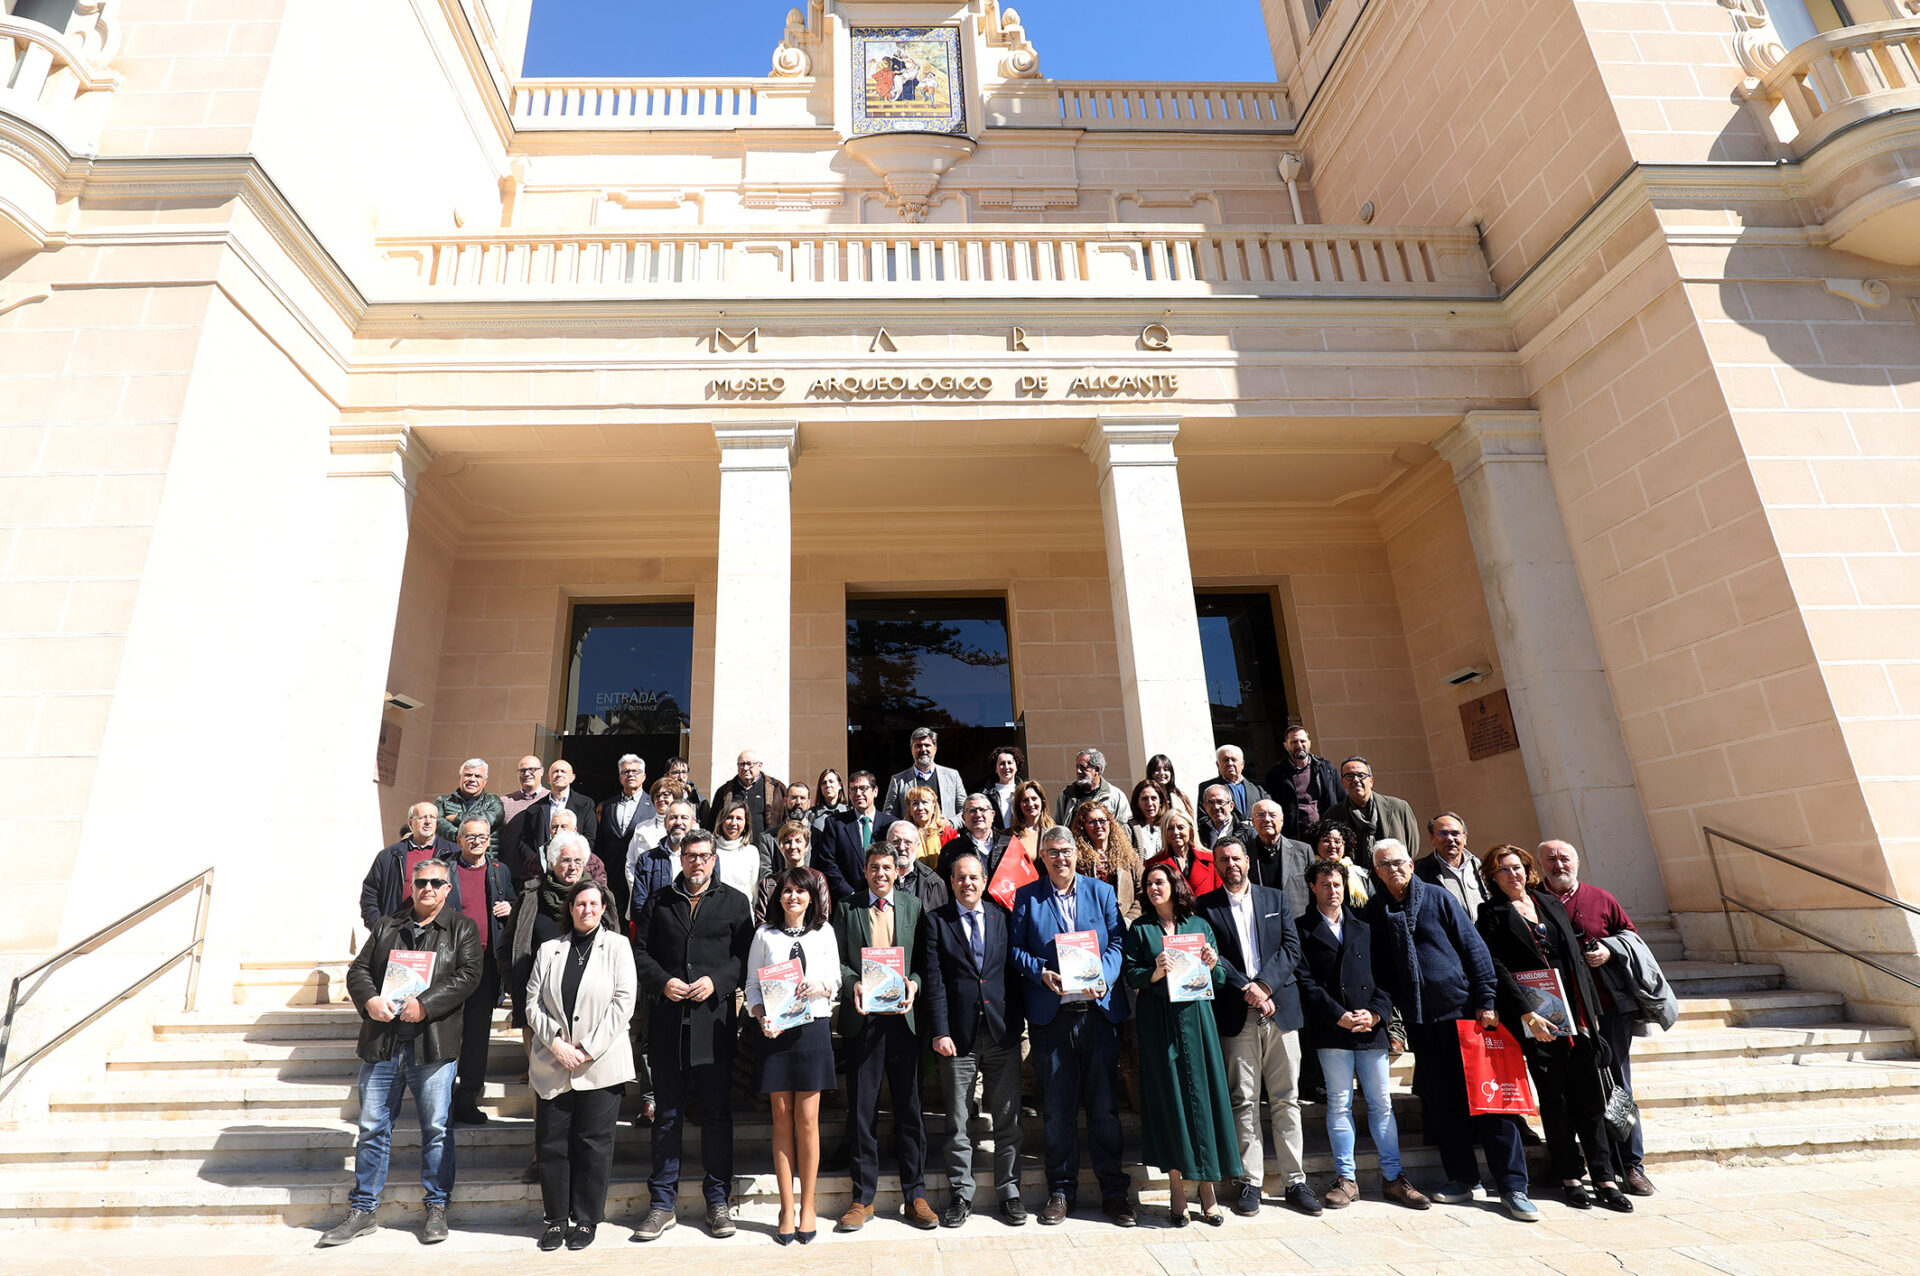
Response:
[991,782,1017,823]
[1321,909,1344,942]
[611,791,642,834]
[1227,884,1261,978]
[744,925,842,1019]
[714,843,760,903]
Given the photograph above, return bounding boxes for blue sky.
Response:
[524,1,1277,81]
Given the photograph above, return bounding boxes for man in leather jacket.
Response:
[323,857,481,1247]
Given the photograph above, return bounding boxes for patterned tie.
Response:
[964,909,984,970]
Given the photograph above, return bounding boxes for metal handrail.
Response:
[0,867,214,1080]
[1701,827,1919,989]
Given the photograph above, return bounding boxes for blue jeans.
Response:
[1318,1047,1401,1180]
[350,1038,458,1211]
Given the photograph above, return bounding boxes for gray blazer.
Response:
[884,764,967,820]
[525,928,638,1099]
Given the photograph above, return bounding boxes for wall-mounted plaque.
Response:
[1459,688,1520,761]
[375,720,402,786]
[850,25,966,136]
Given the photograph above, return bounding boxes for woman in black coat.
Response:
[1294,860,1427,1210]
[1475,844,1632,1213]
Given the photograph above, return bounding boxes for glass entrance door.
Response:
[560,601,694,800]
[1195,591,1294,773]
[844,596,1020,794]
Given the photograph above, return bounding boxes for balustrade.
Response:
[1749,19,1920,153]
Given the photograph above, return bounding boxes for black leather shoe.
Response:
[1285,1181,1324,1216]
[451,1100,489,1126]
[1102,1200,1137,1228]
[1040,1193,1069,1225]
[566,1223,596,1250]
[538,1223,566,1251]
[1561,1183,1592,1210]
[942,1198,972,1227]
[422,1203,449,1243]
[1595,1184,1634,1213]
[999,1196,1028,1226]
[318,1209,376,1247]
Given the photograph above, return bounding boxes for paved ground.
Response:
[9,1156,1919,1275]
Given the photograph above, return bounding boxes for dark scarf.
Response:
[1380,875,1429,1024]
[538,869,573,920]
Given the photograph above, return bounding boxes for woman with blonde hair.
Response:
[1072,797,1144,923]
[904,783,957,871]
[1151,805,1219,897]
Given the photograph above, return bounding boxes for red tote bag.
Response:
[1457,1020,1538,1116]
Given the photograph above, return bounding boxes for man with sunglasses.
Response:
[327,858,482,1246]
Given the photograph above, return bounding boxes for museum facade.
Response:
[3,0,1919,1031]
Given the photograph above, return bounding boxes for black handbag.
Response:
[1598,1061,1639,1143]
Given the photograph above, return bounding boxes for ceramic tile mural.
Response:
[849,25,966,137]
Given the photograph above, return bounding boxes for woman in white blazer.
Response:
[525,879,636,1251]
[745,866,840,1244]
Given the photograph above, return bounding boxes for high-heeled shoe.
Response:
[795,1229,817,1244]
[775,1230,795,1245]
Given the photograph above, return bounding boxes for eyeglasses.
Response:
[1342,772,1371,781]
[680,851,715,863]
[555,858,585,868]
[1375,859,1410,871]
[411,878,449,891]
[460,832,488,841]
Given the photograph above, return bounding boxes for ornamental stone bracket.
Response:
[844,132,977,223]
[329,423,434,495]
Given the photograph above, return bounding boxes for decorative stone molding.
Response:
[1432,409,1544,482]
[844,133,977,223]
[740,186,845,211]
[1718,0,1788,82]
[975,187,1077,212]
[329,424,434,494]
[1084,416,1182,475]
[1823,277,1892,308]
[769,2,825,78]
[713,421,799,477]
[983,2,1042,79]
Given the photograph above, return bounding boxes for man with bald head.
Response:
[1539,839,1657,1197]
[362,802,459,929]
[709,749,789,841]
[501,755,549,853]
[516,759,597,880]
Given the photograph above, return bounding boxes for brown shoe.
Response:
[836,1201,875,1233]
[1321,1178,1358,1209]
[903,1197,939,1230]
[1383,1176,1431,1210]
[1039,1193,1069,1225]
[1623,1166,1655,1197]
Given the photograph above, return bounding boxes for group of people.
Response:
[329,726,1671,1249]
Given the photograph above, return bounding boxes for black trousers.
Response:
[846,1015,926,1205]
[535,1084,622,1226]
[455,949,500,1102]
[1407,1018,1528,1196]
[1530,1035,1616,1185]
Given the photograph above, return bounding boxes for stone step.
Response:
[1628,1020,1912,1064]
[1627,1059,1920,1113]
[231,962,351,1007]
[11,1097,1920,1229]
[1671,988,1849,1028]
[102,1038,530,1079]
[1660,960,1784,995]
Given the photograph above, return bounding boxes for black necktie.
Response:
[964,910,984,969]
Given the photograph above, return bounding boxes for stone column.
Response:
[1435,411,1669,914]
[1085,417,1216,787]
[709,422,797,793]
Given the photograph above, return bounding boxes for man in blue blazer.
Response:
[927,849,1026,1226]
[1196,838,1321,1219]
[815,771,888,903]
[1008,826,1134,1228]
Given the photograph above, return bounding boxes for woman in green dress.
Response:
[1123,859,1243,1226]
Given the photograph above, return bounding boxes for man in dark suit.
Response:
[882,726,968,820]
[593,753,654,922]
[937,793,1009,882]
[831,842,941,1233]
[1263,725,1341,842]
[1009,826,1135,1228]
[1198,745,1269,821]
[516,759,597,881]
[927,849,1026,1227]
[815,770,887,902]
[1249,799,1316,917]
[1196,838,1320,1218]
[1199,782,1257,852]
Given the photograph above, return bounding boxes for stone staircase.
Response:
[4,916,1918,1229]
